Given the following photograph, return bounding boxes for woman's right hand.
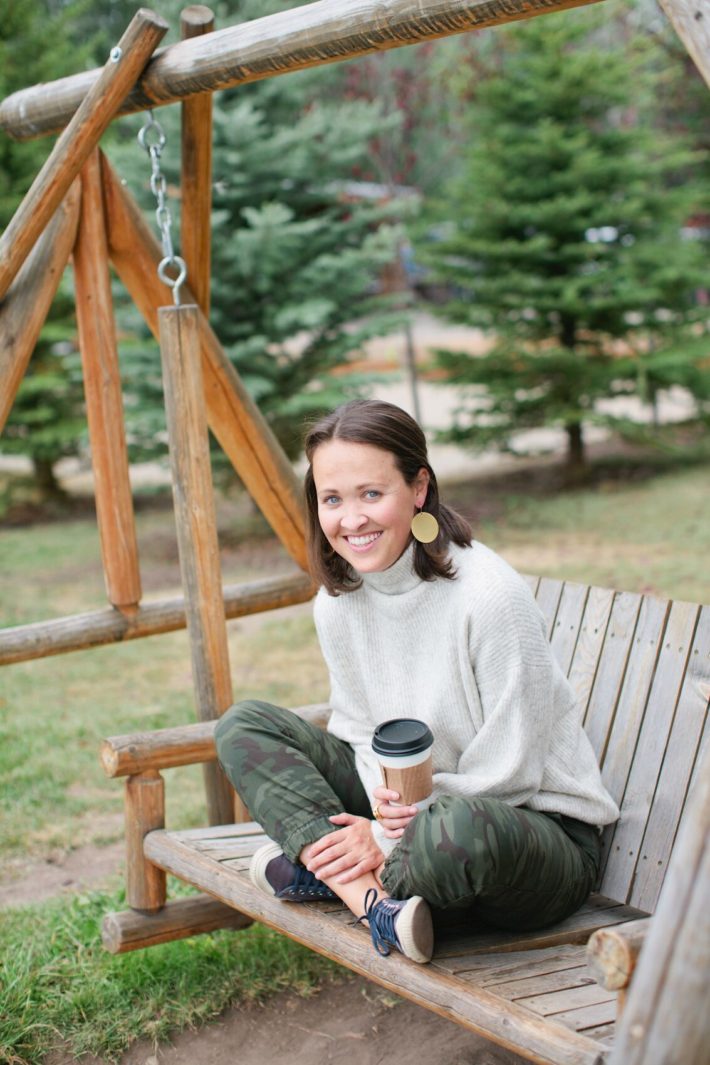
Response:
[373,785,419,839]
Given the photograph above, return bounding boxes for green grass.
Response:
[0,883,336,1065]
[0,459,708,1064]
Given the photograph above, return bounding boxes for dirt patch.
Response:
[0,840,124,908]
[45,975,525,1065]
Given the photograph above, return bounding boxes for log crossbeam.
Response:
[0,0,606,141]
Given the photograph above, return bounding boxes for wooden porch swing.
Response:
[0,3,708,1064]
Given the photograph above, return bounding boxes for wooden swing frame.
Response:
[0,3,708,1064]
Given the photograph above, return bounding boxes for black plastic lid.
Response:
[371,718,434,757]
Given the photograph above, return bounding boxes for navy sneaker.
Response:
[356,887,433,964]
[250,840,338,902]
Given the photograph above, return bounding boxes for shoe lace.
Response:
[277,863,334,900]
[355,887,400,956]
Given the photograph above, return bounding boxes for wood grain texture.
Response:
[181,5,214,315]
[102,892,252,953]
[566,586,615,721]
[73,149,141,610]
[101,702,330,777]
[657,0,710,89]
[535,578,564,640]
[0,0,605,140]
[0,9,168,299]
[631,604,708,912]
[600,601,700,908]
[125,770,166,913]
[159,304,234,826]
[0,183,80,433]
[595,595,669,878]
[144,825,609,1065]
[101,153,309,570]
[608,746,710,1065]
[549,582,589,677]
[585,919,650,991]
[0,571,315,666]
[583,591,642,764]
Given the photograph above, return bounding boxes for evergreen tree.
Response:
[109,0,403,469]
[0,0,89,500]
[421,9,707,475]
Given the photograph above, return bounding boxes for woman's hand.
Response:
[373,785,419,839]
[305,813,384,885]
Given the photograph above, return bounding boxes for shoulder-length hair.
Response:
[304,399,472,595]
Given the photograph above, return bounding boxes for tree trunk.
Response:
[564,421,586,485]
[32,456,67,502]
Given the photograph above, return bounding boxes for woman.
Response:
[215,400,619,965]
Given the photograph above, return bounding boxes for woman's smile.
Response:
[312,440,428,573]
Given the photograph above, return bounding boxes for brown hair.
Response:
[304,399,472,595]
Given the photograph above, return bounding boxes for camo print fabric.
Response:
[215,700,601,930]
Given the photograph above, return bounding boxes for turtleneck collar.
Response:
[359,540,421,596]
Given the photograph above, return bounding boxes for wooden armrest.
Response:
[586,917,651,990]
[101,702,331,777]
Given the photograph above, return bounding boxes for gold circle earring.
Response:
[411,508,439,543]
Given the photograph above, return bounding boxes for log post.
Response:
[181,5,215,315]
[0,8,168,300]
[0,183,80,434]
[125,769,167,913]
[73,149,142,610]
[158,303,236,825]
[608,747,710,1065]
[101,152,309,570]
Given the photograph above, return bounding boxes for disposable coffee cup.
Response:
[372,718,434,807]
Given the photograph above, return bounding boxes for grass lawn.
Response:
[0,456,708,1064]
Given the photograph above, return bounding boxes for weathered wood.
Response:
[595,595,668,878]
[566,586,615,718]
[0,9,168,300]
[0,571,315,665]
[181,5,214,315]
[631,604,709,912]
[73,149,141,610]
[549,582,589,677]
[583,591,642,763]
[0,183,80,433]
[535,578,564,640]
[125,770,167,913]
[0,0,606,141]
[658,0,710,89]
[585,919,650,991]
[144,826,609,1065]
[608,746,710,1065]
[101,153,309,571]
[600,601,700,908]
[101,702,330,777]
[159,303,234,826]
[102,893,252,953]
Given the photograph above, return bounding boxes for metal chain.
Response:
[137,111,187,306]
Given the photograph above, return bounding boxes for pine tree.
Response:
[0,0,90,500]
[109,0,403,469]
[421,8,707,476]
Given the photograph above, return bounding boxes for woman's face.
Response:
[312,439,429,574]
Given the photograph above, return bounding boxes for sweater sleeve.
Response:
[432,575,573,806]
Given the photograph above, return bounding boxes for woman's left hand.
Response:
[305,813,384,885]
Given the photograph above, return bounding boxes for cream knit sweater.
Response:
[314,540,619,854]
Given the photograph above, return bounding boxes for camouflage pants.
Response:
[215,700,601,931]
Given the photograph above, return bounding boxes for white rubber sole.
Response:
[249,840,284,896]
[394,896,434,964]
